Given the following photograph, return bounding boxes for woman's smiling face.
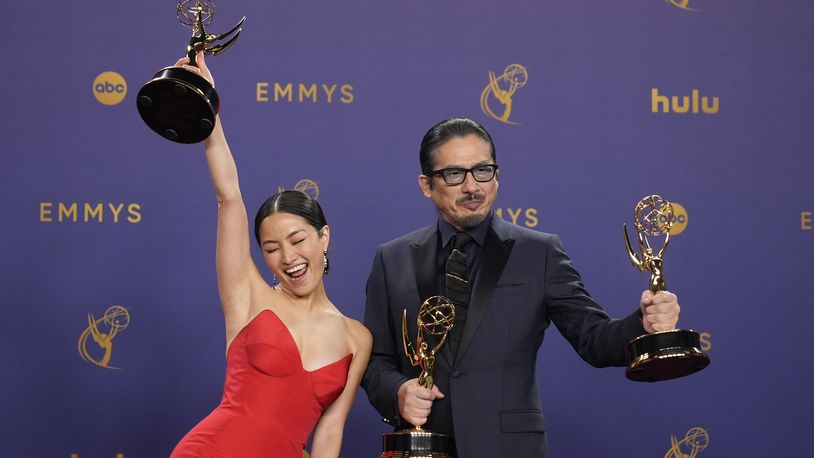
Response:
[259,212,329,295]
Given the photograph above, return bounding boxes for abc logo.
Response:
[93,71,127,106]
[657,202,688,235]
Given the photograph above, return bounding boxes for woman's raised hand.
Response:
[174,51,215,87]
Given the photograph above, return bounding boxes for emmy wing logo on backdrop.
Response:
[665,0,699,12]
[93,71,127,106]
[278,179,320,200]
[77,305,131,369]
[664,427,709,457]
[480,64,528,125]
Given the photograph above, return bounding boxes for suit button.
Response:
[452,370,461,378]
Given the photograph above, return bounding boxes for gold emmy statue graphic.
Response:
[665,0,699,12]
[137,0,245,143]
[480,64,528,125]
[77,305,131,369]
[381,296,457,458]
[623,195,710,382]
[664,427,709,458]
[278,178,321,200]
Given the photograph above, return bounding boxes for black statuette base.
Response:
[136,67,220,144]
[381,429,457,458]
[625,329,710,382]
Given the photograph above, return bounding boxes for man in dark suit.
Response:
[361,118,680,457]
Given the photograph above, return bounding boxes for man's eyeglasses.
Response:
[426,164,499,185]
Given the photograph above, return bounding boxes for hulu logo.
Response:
[651,88,719,114]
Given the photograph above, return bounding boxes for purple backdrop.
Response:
[2,0,813,456]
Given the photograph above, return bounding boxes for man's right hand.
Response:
[397,378,445,427]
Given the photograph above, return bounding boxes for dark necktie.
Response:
[445,231,472,360]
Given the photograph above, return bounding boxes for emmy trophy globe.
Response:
[381,296,457,458]
[136,0,245,143]
[623,195,710,382]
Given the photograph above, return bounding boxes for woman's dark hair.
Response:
[254,190,328,246]
[419,117,496,179]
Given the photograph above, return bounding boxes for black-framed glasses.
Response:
[426,164,499,185]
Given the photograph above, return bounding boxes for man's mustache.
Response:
[456,194,486,206]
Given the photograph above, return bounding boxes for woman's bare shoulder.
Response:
[342,315,372,351]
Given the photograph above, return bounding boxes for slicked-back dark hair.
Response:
[419,118,496,178]
[254,190,327,246]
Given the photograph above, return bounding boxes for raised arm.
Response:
[179,53,264,330]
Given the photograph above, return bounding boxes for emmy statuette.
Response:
[381,296,457,458]
[137,0,245,143]
[623,195,710,382]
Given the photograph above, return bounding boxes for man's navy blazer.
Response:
[362,216,645,457]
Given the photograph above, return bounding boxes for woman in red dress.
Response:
[170,53,372,458]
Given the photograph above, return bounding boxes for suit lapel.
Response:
[411,229,438,306]
[454,218,515,366]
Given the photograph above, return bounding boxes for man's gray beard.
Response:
[455,213,486,229]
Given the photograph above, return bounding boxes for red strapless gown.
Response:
[171,309,353,458]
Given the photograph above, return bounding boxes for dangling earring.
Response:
[271,274,280,288]
[323,250,330,275]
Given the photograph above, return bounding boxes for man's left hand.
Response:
[640,290,680,333]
